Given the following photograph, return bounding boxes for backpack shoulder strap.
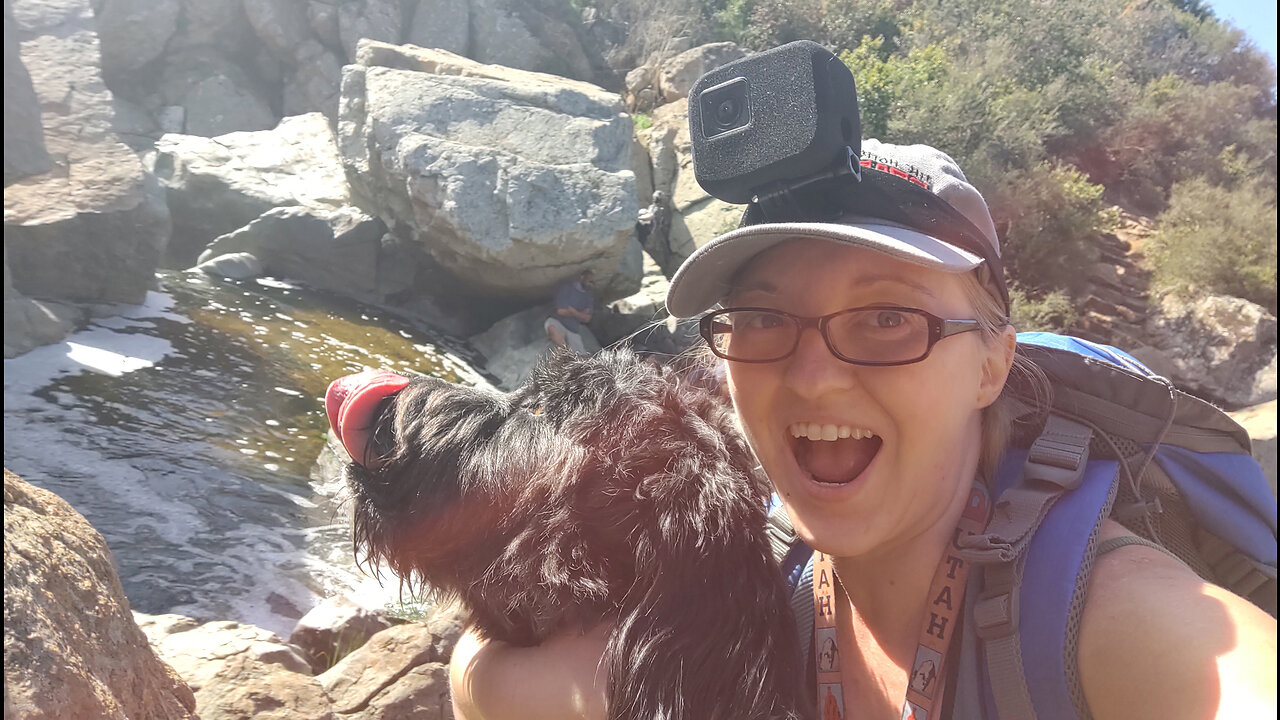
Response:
[768,500,816,668]
[792,555,814,669]
[1096,534,1181,560]
[962,413,1114,720]
[766,499,799,563]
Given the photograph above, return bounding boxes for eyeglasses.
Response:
[699,306,982,365]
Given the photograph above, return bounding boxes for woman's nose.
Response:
[782,326,858,400]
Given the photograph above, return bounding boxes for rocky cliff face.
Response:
[4,470,198,719]
[3,0,170,358]
[3,0,48,184]
[81,0,615,143]
[5,468,469,720]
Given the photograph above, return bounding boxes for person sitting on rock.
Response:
[637,190,673,269]
[544,270,594,354]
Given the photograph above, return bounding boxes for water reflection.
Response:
[3,270,489,636]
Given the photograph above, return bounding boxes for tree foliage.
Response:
[1147,178,1278,312]
[581,0,1277,305]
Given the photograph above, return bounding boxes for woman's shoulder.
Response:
[1077,520,1277,720]
[449,623,610,720]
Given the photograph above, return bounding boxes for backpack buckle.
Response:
[973,591,1019,640]
[1024,414,1092,490]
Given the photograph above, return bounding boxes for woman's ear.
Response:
[977,325,1016,409]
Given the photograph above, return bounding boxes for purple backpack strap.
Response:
[967,441,1119,720]
[1016,454,1118,718]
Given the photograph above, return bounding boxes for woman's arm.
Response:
[1079,520,1277,720]
[450,623,611,720]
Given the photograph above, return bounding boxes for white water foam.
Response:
[4,285,420,637]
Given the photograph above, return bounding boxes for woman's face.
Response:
[725,238,1008,559]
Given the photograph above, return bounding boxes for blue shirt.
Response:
[552,281,593,333]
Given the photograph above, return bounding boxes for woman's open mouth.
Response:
[786,422,882,485]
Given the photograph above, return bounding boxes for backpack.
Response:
[768,331,1278,719]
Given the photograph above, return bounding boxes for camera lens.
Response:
[698,77,750,138]
[715,97,742,128]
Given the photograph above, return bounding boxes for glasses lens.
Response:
[707,310,797,361]
[827,308,930,363]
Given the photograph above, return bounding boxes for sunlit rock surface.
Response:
[4,470,198,719]
[339,41,640,303]
[154,113,350,266]
[4,0,170,356]
[3,0,48,184]
[1131,293,1278,409]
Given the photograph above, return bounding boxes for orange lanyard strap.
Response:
[811,483,992,720]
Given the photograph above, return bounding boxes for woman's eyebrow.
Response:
[731,274,938,299]
[852,275,939,299]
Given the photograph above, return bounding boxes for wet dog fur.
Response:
[344,347,808,720]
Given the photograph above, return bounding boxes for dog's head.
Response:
[327,348,765,636]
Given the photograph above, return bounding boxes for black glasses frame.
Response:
[699,306,982,366]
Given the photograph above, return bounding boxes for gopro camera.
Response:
[688,40,861,205]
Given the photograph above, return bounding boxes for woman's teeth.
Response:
[787,422,877,441]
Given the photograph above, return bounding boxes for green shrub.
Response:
[1009,284,1079,333]
[710,0,901,51]
[632,113,653,131]
[839,40,949,140]
[1096,75,1277,213]
[1146,178,1278,312]
[986,163,1112,295]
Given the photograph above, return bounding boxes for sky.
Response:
[1209,0,1278,63]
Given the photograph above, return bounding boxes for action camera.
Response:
[688,40,861,205]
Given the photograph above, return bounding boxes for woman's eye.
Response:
[742,312,784,329]
[875,311,905,328]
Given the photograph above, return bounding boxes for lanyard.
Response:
[812,483,991,720]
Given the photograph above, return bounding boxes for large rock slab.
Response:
[135,613,331,720]
[337,0,403,63]
[339,41,639,302]
[407,0,469,55]
[1131,293,1277,409]
[95,0,179,77]
[154,112,351,265]
[197,206,384,297]
[3,238,86,358]
[657,41,747,104]
[4,470,197,719]
[289,596,401,674]
[244,0,344,118]
[172,0,250,50]
[4,0,170,318]
[3,0,49,184]
[157,48,278,137]
[468,0,597,82]
[317,622,454,717]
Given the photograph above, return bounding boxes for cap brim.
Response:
[665,221,984,318]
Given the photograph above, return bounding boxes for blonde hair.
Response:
[957,272,1050,480]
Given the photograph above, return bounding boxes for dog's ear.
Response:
[347,378,524,588]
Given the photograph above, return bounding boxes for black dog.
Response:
[329,348,808,720]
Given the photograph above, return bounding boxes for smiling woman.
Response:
[447,138,1277,720]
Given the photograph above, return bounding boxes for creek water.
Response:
[3,270,490,637]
